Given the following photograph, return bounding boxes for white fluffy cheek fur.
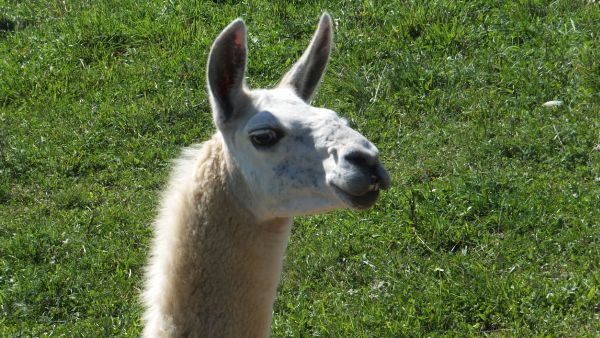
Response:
[236,156,343,218]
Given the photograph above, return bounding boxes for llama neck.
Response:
[144,135,292,337]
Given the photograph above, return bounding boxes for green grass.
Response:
[1,0,599,336]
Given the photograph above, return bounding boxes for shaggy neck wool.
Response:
[143,135,292,337]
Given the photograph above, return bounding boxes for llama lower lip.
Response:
[332,184,380,210]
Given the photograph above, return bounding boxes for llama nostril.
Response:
[343,150,377,168]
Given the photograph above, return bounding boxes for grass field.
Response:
[1,0,599,336]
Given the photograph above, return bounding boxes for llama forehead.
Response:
[245,88,348,136]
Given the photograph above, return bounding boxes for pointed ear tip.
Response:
[219,18,246,37]
[320,12,333,24]
[231,18,245,25]
[214,18,246,46]
[229,18,246,30]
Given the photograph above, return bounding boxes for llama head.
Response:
[207,13,390,219]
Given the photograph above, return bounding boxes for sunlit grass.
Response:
[1,1,599,336]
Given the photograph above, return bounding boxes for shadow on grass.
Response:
[0,16,34,36]
[0,17,16,35]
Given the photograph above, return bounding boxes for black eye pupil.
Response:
[254,133,272,143]
[250,129,280,147]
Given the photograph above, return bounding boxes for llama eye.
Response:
[249,129,281,147]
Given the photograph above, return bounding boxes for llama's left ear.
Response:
[207,19,249,129]
[278,13,333,103]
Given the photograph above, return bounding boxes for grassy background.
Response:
[1,0,599,336]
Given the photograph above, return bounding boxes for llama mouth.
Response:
[331,184,381,210]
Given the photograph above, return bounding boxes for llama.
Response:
[142,13,391,337]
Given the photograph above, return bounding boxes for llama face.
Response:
[226,88,390,218]
[207,14,390,219]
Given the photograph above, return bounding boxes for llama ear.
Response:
[207,19,248,128]
[278,13,333,103]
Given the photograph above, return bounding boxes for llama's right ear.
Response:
[278,13,332,103]
[207,19,248,129]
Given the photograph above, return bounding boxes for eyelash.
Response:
[249,128,283,147]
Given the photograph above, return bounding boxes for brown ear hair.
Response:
[207,19,248,129]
